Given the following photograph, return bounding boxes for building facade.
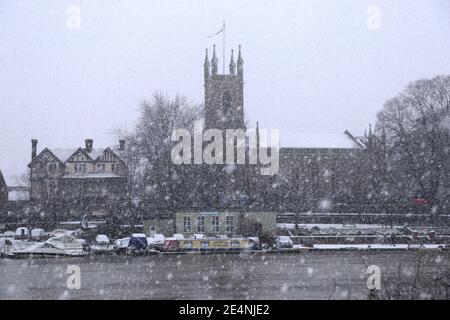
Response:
[174,211,277,237]
[28,139,129,218]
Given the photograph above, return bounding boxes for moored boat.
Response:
[90,234,116,254]
[12,234,88,258]
[163,237,260,252]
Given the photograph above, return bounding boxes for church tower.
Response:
[204,45,245,130]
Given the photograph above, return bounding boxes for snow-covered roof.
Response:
[33,144,126,165]
[61,172,122,179]
[86,148,105,161]
[131,233,147,238]
[111,148,127,162]
[279,132,364,149]
[51,148,110,162]
[51,148,78,163]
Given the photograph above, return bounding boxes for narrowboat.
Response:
[163,237,259,252]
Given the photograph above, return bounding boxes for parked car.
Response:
[275,236,293,249]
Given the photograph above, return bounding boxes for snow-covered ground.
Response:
[293,244,445,250]
[278,223,389,230]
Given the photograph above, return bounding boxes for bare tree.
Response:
[117,93,203,210]
[376,75,450,212]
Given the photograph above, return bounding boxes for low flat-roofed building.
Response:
[174,211,277,237]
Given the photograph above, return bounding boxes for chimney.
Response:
[85,139,93,153]
[119,139,125,151]
[31,139,38,161]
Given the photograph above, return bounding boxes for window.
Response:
[222,91,232,114]
[96,163,106,172]
[226,216,234,234]
[183,216,191,233]
[211,216,220,233]
[111,163,120,172]
[197,216,205,233]
[47,163,57,172]
[74,163,86,173]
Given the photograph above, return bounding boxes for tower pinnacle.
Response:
[229,49,236,75]
[237,45,244,80]
[204,48,210,79]
[211,44,218,75]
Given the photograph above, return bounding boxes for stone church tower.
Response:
[201,45,253,208]
[204,45,245,130]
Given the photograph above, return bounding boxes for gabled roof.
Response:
[96,147,126,164]
[52,148,79,162]
[65,147,95,162]
[28,148,66,168]
[29,144,127,167]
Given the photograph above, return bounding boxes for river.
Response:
[0,250,448,299]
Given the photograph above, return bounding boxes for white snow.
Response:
[293,244,445,250]
[278,223,387,230]
[61,172,121,179]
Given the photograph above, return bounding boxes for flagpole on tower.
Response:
[222,20,226,74]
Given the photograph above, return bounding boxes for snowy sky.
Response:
[1,0,450,183]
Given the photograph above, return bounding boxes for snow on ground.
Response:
[293,244,445,250]
[278,223,391,230]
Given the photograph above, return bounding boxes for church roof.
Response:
[278,131,367,149]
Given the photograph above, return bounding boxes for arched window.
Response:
[222,91,232,114]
